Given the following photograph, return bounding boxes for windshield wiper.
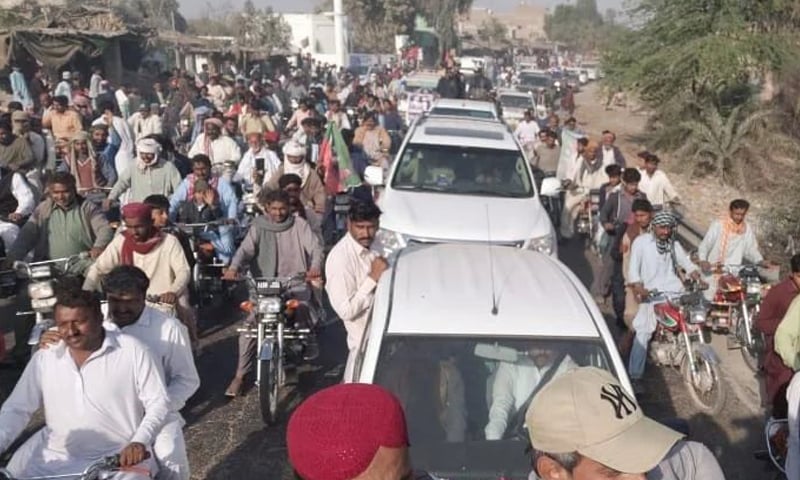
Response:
[393,184,447,192]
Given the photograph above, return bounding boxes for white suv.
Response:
[365,115,556,257]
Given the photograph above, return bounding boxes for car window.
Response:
[499,95,533,110]
[392,144,533,198]
[373,336,614,477]
[429,107,495,119]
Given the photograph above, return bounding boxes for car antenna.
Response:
[485,204,499,316]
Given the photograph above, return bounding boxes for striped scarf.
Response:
[718,216,747,264]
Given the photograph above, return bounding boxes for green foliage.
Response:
[544,0,620,52]
[417,0,473,51]
[476,17,508,50]
[186,1,290,49]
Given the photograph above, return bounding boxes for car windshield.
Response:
[429,107,495,119]
[499,95,533,110]
[391,144,533,197]
[519,74,550,87]
[373,335,614,479]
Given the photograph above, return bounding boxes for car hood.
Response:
[503,107,527,118]
[379,190,552,242]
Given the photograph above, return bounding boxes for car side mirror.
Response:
[364,165,385,186]
[540,177,562,197]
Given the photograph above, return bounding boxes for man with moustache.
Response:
[0,282,169,479]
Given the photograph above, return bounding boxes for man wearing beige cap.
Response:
[526,367,724,480]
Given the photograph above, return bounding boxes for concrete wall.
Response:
[281,13,349,66]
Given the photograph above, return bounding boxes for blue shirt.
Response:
[168,176,237,222]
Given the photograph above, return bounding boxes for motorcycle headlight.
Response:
[746,281,762,295]
[526,234,554,256]
[689,307,707,324]
[375,228,406,258]
[28,281,54,300]
[258,298,282,314]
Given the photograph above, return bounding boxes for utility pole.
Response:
[333,0,346,68]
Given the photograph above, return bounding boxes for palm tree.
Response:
[677,103,798,188]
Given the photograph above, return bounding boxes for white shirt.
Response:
[628,233,697,293]
[92,115,136,177]
[89,74,102,99]
[638,169,678,207]
[235,147,281,190]
[514,120,540,145]
[0,170,35,216]
[0,329,169,477]
[484,356,577,440]
[697,219,763,266]
[54,81,72,104]
[601,146,616,167]
[188,134,243,166]
[128,112,163,142]
[115,89,130,118]
[325,233,378,350]
[326,111,352,131]
[105,306,199,413]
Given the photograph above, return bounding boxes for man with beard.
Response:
[38,266,198,480]
[84,202,190,309]
[325,200,386,378]
[8,171,111,274]
[222,190,323,397]
[187,117,242,169]
[235,131,281,193]
[265,140,326,214]
[93,100,136,178]
[106,138,182,205]
[62,131,112,192]
[168,154,237,263]
[0,283,169,480]
[627,211,701,393]
[128,103,163,142]
[90,124,120,186]
[561,140,607,239]
[0,118,34,174]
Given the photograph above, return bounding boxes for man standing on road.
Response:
[627,212,701,393]
[756,253,800,418]
[325,201,386,379]
[638,153,679,211]
[527,367,725,480]
[599,130,626,168]
[514,109,541,149]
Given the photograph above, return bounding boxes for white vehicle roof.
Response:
[385,244,602,337]
[496,89,532,99]
[429,98,499,119]
[407,116,517,150]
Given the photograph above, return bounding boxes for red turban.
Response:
[121,202,153,221]
[286,384,409,480]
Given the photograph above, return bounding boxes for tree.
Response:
[544,0,609,52]
[234,0,291,50]
[476,17,508,50]
[417,0,473,52]
[315,0,416,53]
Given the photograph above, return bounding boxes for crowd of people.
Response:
[0,52,795,480]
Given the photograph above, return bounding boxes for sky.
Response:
[179,0,625,19]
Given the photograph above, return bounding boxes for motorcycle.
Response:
[13,253,89,346]
[754,416,788,479]
[646,281,727,413]
[575,188,601,253]
[706,264,766,372]
[236,272,315,424]
[0,454,125,480]
[170,220,234,308]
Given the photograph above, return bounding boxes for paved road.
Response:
[0,240,774,479]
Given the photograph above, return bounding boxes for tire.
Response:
[259,343,282,425]
[739,316,764,373]
[682,350,726,414]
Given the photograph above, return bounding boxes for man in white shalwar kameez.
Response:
[560,141,608,239]
[696,198,767,301]
[627,212,701,390]
[32,266,199,480]
[0,285,169,479]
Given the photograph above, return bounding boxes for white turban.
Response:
[282,140,306,158]
[137,138,161,155]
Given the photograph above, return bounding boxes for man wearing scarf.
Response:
[697,198,769,301]
[265,140,326,214]
[168,154,237,263]
[106,138,182,206]
[222,190,322,397]
[84,202,190,308]
[62,131,111,193]
[627,211,701,392]
[187,117,242,170]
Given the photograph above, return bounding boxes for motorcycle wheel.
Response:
[740,325,765,374]
[259,343,282,425]
[681,351,726,414]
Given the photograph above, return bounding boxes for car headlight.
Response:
[375,228,406,258]
[258,298,282,314]
[526,234,554,256]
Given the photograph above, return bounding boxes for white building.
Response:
[281,12,350,67]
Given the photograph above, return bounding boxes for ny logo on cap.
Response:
[600,384,638,419]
